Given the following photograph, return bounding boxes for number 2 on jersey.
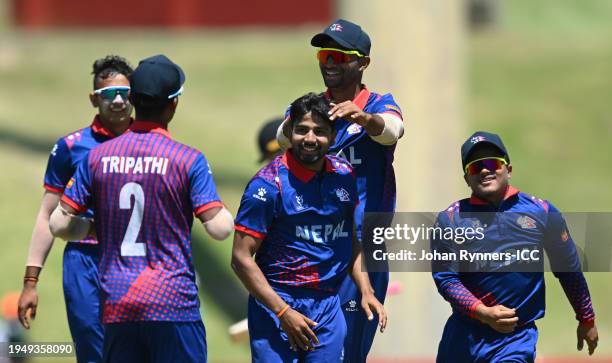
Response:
[119,182,146,256]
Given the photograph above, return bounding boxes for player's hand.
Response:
[17,282,39,329]
[577,323,598,355]
[278,308,319,351]
[361,292,387,333]
[474,304,518,333]
[328,101,372,127]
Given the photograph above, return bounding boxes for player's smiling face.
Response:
[318,39,368,90]
[290,111,334,169]
[90,73,132,127]
[464,144,512,202]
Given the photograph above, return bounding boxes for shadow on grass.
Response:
[0,124,55,153]
[192,232,248,321]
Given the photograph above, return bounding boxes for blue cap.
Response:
[461,131,510,168]
[129,54,185,101]
[311,19,371,56]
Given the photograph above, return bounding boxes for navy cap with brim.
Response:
[311,19,371,56]
[130,54,185,101]
[461,131,510,168]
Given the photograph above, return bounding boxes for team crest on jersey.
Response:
[347,123,362,135]
[295,195,305,210]
[335,188,350,202]
[329,23,343,32]
[470,136,486,144]
[253,187,267,202]
[345,299,358,312]
[517,215,537,229]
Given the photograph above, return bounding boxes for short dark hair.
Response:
[130,93,171,120]
[92,55,133,89]
[289,92,332,128]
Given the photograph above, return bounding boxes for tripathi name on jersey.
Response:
[100,156,169,175]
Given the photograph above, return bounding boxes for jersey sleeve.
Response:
[372,93,403,119]
[43,138,73,193]
[431,211,482,318]
[544,203,596,325]
[234,177,279,240]
[188,153,223,216]
[61,155,93,214]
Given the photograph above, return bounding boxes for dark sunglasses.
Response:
[464,157,507,175]
[316,48,364,65]
[94,86,130,101]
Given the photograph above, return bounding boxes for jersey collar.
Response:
[281,150,333,183]
[469,185,520,206]
[91,115,117,138]
[325,85,371,110]
[129,121,172,139]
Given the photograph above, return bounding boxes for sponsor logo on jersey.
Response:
[517,215,537,229]
[330,23,343,32]
[335,188,350,202]
[295,194,305,210]
[345,299,359,312]
[253,187,267,202]
[295,220,349,243]
[347,123,362,135]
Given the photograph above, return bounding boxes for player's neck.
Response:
[329,83,363,103]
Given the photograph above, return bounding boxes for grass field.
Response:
[0,0,611,362]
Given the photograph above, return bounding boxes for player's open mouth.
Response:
[480,175,496,184]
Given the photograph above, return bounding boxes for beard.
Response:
[293,143,324,165]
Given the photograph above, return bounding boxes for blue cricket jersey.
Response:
[432,186,595,326]
[44,115,120,244]
[235,151,359,294]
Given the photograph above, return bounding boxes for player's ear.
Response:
[463,173,470,186]
[507,164,512,179]
[359,56,370,72]
[89,92,98,108]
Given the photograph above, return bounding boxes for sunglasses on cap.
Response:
[464,157,507,175]
[94,86,130,101]
[316,48,365,64]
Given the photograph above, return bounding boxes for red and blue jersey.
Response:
[285,86,402,239]
[62,121,222,323]
[328,87,402,238]
[432,186,595,326]
[44,116,119,244]
[235,151,358,294]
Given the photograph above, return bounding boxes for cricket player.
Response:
[232,92,386,362]
[432,131,599,362]
[49,54,234,363]
[277,19,404,361]
[17,55,133,362]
